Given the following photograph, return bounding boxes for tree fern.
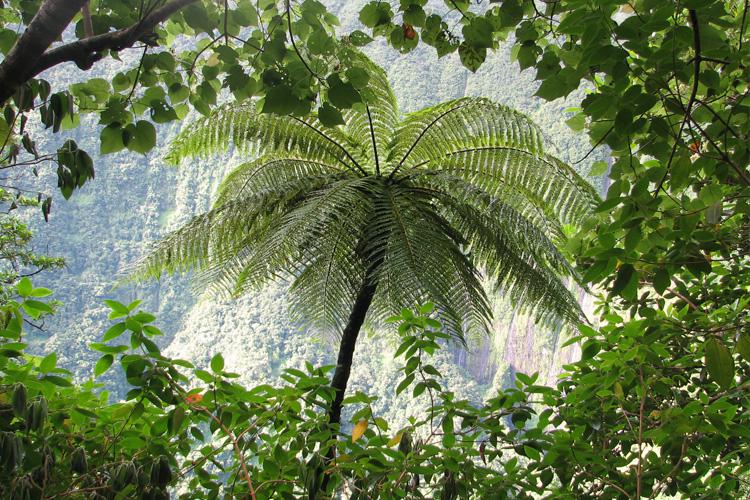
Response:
[135,47,599,438]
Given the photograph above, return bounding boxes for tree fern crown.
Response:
[141,48,600,340]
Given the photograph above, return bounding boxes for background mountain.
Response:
[26,1,604,425]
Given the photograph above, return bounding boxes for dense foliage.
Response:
[0,285,597,499]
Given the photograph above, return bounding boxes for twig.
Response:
[81,1,94,38]
[285,0,323,84]
[653,9,701,196]
[636,367,646,499]
[125,45,149,106]
[199,407,257,500]
[666,287,700,311]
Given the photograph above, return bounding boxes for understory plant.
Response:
[0,282,582,499]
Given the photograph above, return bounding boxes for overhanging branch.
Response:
[0,0,198,105]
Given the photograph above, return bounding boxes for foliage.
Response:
[345,0,750,495]
[0,191,64,303]
[139,48,597,339]
[0,0,350,211]
[0,282,592,499]
[3,0,750,498]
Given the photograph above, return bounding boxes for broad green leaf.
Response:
[17,277,32,296]
[705,337,734,390]
[100,124,125,154]
[318,103,345,127]
[736,334,750,363]
[327,75,361,109]
[103,322,127,341]
[611,264,636,294]
[39,353,57,372]
[126,120,156,154]
[458,42,486,72]
[210,353,224,373]
[262,85,299,115]
[653,268,670,295]
[94,354,114,376]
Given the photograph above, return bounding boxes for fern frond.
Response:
[416,147,599,225]
[388,97,545,173]
[132,174,343,281]
[145,49,598,339]
[366,184,492,341]
[337,47,399,171]
[214,155,347,207]
[167,103,365,175]
[199,176,377,298]
[428,183,583,325]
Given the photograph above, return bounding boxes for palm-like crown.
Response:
[139,47,599,339]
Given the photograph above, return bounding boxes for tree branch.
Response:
[0,0,198,105]
[0,0,87,105]
[653,9,701,196]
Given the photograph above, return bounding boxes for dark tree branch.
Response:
[0,0,87,104]
[653,9,701,196]
[0,0,198,105]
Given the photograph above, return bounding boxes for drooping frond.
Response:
[388,98,545,173]
[423,179,583,325]
[364,184,492,341]
[141,48,599,339]
[418,175,573,275]
[214,155,347,207]
[166,103,365,175]
[337,47,399,171]
[416,147,599,226]
[199,176,377,298]
[132,174,343,281]
[412,171,568,244]
[287,228,365,334]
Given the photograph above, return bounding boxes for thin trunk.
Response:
[328,280,377,426]
[319,279,377,495]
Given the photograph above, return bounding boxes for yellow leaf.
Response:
[614,382,624,400]
[387,433,403,447]
[206,53,220,67]
[352,419,368,442]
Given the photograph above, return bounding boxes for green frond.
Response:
[421,177,573,274]
[199,176,377,298]
[366,185,492,341]
[214,155,347,207]
[337,47,399,171]
[145,49,598,339]
[288,230,365,334]
[166,103,364,175]
[388,97,545,172]
[425,181,583,325]
[132,174,343,281]
[416,147,599,226]
[411,171,568,244]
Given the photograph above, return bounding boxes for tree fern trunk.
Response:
[319,280,377,495]
[328,280,377,426]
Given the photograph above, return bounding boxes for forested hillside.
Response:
[28,1,601,420]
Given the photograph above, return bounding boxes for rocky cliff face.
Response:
[28,1,602,423]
